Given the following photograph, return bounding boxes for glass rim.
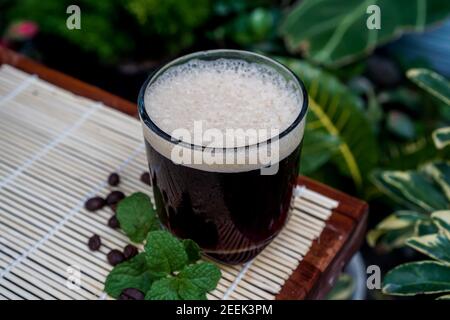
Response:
[137,49,309,152]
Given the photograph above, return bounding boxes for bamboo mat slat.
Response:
[0,65,339,300]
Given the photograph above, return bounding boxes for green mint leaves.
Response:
[116,192,159,242]
[145,231,188,273]
[104,253,160,298]
[104,193,221,300]
[146,262,221,300]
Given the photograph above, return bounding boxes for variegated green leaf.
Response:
[407,234,450,264]
[431,210,450,234]
[421,162,450,202]
[407,68,450,106]
[437,294,450,300]
[371,170,448,212]
[279,1,450,67]
[432,127,450,150]
[277,57,379,187]
[383,261,450,296]
[414,219,439,236]
[367,211,428,250]
[377,211,427,230]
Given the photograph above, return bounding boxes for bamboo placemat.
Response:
[0,65,338,300]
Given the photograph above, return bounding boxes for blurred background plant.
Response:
[1,0,449,300]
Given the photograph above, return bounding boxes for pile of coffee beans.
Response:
[84,172,151,268]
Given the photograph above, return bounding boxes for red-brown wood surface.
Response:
[0,46,369,300]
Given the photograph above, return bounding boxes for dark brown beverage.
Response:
[145,141,302,264]
[138,50,308,264]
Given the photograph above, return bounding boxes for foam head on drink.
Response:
[140,55,306,264]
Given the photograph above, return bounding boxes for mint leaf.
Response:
[145,277,180,300]
[104,253,161,298]
[178,262,221,292]
[144,262,221,300]
[144,231,188,273]
[182,239,201,264]
[117,192,159,242]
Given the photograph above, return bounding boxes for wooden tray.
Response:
[0,47,368,300]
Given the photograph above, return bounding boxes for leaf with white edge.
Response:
[432,127,450,150]
[145,277,180,300]
[116,192,159,243]
[144,231,188,274]
[104,253,161,298]
[407,68,450,106]
[279,1,450,67]
[376,211,428,230]
[407,234,450,264]
[414,219,439,236]
[366,211,427,249]
[431,211,450,234]
[383,261,450,296]
[437,294,450,300]
[421,162,450,202]
[371,170,448,212]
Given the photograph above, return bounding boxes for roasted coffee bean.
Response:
[85,196,106,211]
[107,249,125,266]
[88,234,101,251]
[140,172,151,186]
[108,173,120,186]
[118,288,145,300]
[106,191,125,206]
[123,244,138,260]
[108,215,120,229]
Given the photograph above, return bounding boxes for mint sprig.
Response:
[146,262,221,300]
[104,193,221,300]
[116,192,159,242]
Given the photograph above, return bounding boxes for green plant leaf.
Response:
[371,170,448,212]
[407,234,450,264]
[104,253,161,298]
[437,294,450,300]
[432,127,450,150]
[277,57,378,187]
[367,211,428,249]
[421,162,450,202]
[178,262,222,293]
[326,273,355,300]
[116,192,159,243]
[414,219,439,236]
[182,239,201,264]
[144,231,188,274]
[383,261,450,296]
[144,262,221,300]
[407,68,450,106]
[301,131,341,174]
[431,210,450,234]
[145,277,180,300]
[279,0,450,67]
